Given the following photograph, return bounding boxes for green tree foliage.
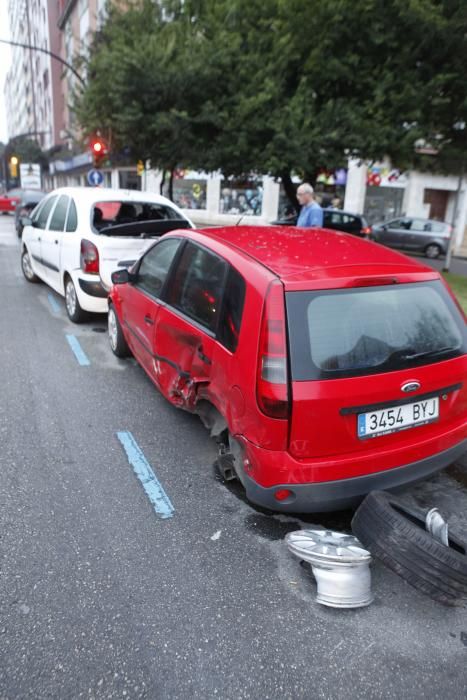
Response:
[75,0,213,185]
[75,0,467,204]
[5,136,47,167]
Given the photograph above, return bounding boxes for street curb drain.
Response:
[286,530,373,609]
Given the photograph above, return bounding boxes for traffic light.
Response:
[90,138,107,168]
[9,156,19,178]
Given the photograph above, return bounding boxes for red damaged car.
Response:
[108,226,467,512]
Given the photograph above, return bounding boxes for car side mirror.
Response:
[381,224,388,231]
[21,216,33,227]
[111,269,131,285]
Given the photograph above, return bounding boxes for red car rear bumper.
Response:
[237,427,467,512]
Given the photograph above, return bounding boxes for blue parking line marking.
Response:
[117,431,174,520]
[47,293,61,314]
[65,334,90,366]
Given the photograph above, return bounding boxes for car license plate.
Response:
[357,397,439,439]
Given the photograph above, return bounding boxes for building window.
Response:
[364,186,404,224]
[80,9,90,47]
[118,170,141,191]
[162,171,207,209]
[96,0,108,28]
[219,177,263,216]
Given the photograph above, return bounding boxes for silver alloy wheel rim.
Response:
[65,280,77,317]
[286,529,373,608]
[426,244,440,259]
[22,251,34,279]
[108,309,118,351]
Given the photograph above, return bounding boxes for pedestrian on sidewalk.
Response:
[296,183,323,227]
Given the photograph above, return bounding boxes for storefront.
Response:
[161,170,207,210]
[363,164,407,223]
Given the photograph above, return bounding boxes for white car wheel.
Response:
[21,249,40,283]
[65,277,87,323]
[108,305,130,358]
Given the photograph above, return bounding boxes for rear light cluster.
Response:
[274,488,294,502]
[256,280,290,419]
[80,239,99,274]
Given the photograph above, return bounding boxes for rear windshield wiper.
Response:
[402,346,459,361]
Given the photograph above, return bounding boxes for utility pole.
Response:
[443,169,463,273]
[24,0,39,146]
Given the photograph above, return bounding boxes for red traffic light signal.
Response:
[89,138,107,168]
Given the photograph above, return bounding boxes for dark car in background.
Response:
[15,189,47,236]
[272,209,372,238]
[371,217,452,259]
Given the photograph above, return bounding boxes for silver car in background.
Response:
[371,217,451,259]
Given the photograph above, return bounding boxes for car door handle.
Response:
[197,346,211,365]
[37,236,41,241]
[54,239,58,244]
[144,315,154,325]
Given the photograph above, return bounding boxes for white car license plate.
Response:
[357,397,439,439]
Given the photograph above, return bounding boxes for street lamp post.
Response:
[0,38,85,86]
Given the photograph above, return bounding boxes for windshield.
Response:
[92,200,184,232]
[286,280,467,380]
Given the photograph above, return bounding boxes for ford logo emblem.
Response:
[401,381,421,393]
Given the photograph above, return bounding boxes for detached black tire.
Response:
[108,304,130,358]
[352,491,467,606]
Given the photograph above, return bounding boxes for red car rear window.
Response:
[286,280,467,380]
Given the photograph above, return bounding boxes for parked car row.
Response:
[272,208,373,239]
[21,188,467,513]
[272,210,452,258]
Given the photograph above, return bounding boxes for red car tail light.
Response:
[256,280,290,419]
[80,239,100,274]
[274,488,294,502]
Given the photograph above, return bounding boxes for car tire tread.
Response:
[65,276,88,324]
[351,491,467,606]
[108,304,130,358]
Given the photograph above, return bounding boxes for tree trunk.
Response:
[160,169,166,196]
[168,168,175,202]
[281,170,299,213]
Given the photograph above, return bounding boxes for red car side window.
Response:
[167,242,227,332]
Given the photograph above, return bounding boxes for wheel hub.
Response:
[66,281,76,316]
[22,252,33,278]
[286,529,373,608]
[108,310,118,350]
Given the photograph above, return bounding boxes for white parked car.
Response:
[20,187,193,322]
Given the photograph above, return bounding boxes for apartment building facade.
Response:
[4,0,64,149]
[57,0,107,141]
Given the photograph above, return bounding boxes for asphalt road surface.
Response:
[1,214,467,699]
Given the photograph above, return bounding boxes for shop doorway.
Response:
[423,189,449,221]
